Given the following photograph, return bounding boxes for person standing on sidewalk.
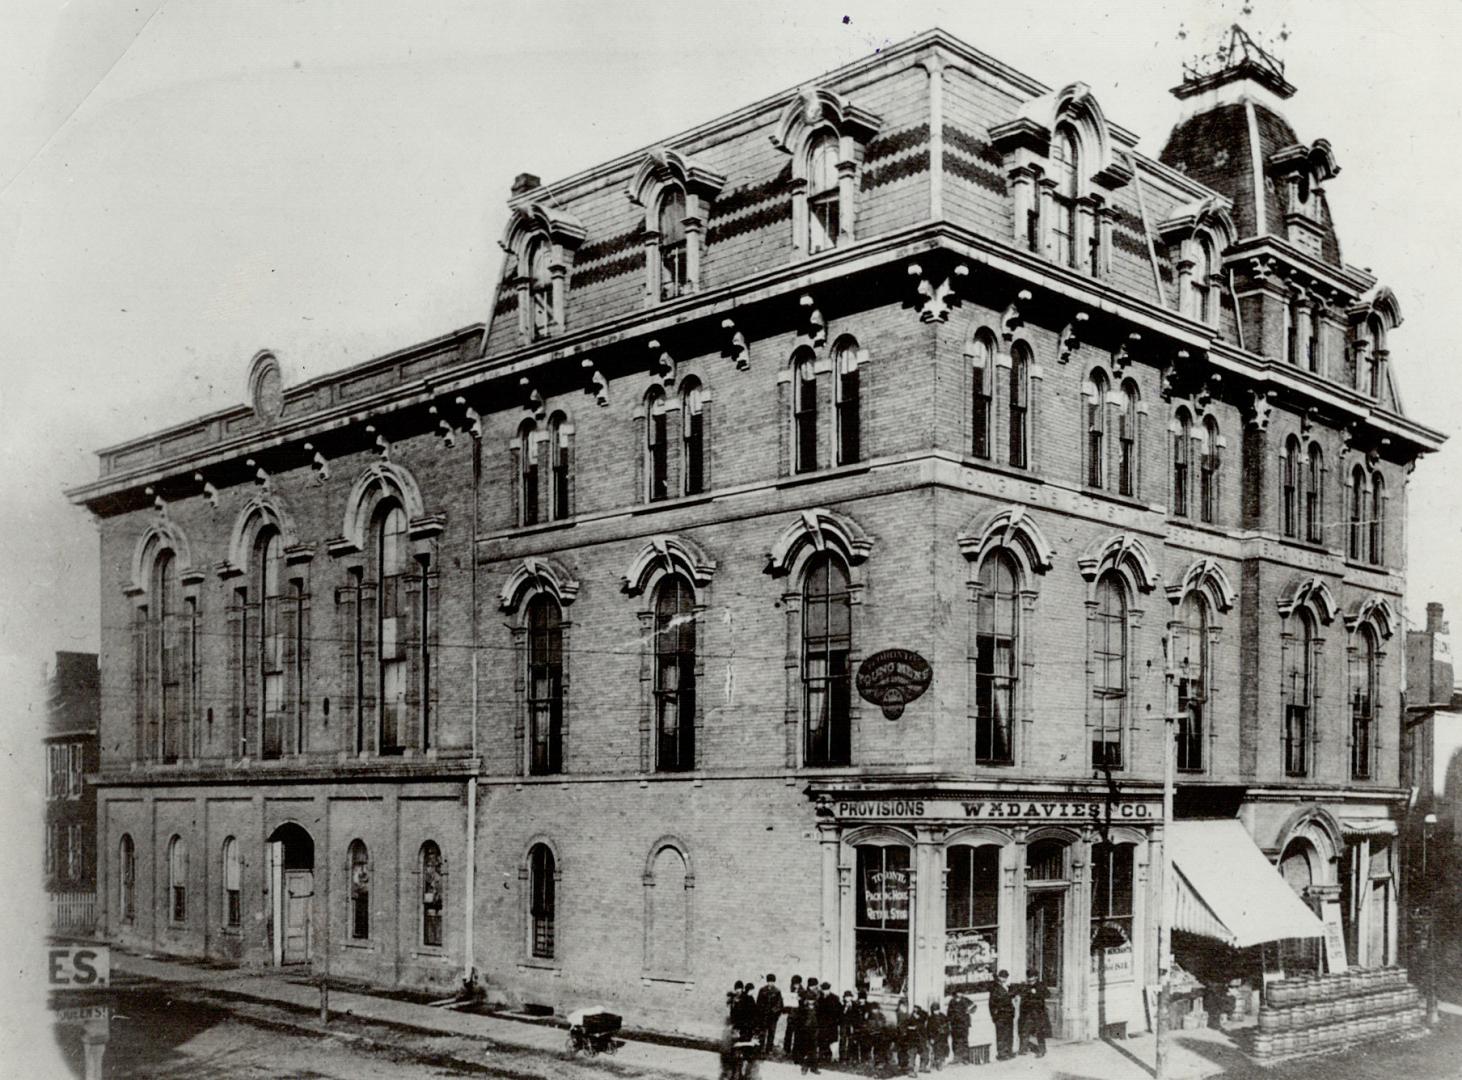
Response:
[926,1001,949,1070]
[756,973,784,1055]
[782,975,803,1057]
[1018,978,1051,1058]
[815,982,840,1066]
[796,977,822,1074]
[988,970,1016,1061]
[946,989,971,1064]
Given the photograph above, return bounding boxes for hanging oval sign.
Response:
[855,648,932,720]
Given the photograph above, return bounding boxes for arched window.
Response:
[1175,593,1208,772]
[1051,126,1080,268]
[806,132,841,253]
[526,595,563,775]
[119,834,136,924]
[654,576,697,772]
[1172,408,1193,517]
[793,351,819,474]
[1026,838,1068,882]
[222,836,241,928]
[647,845,689,975]
[1192,235,1215,324]
[1285,297,1299,366]
[854,841,910,996]
[1282,436,1301,539]
[377,505,409,755]
[1086,370,1108,489]
[518,420,539,527]
[151,549,184,763]
[1370,473,1385,565]
[420,840,444,947]
[1349,467,1366,560]
[1091,843,1135,954]
[349,839,371,940]
[803,553,852,767]
[1361,316,1383,396]
[548,413,571,521]
[1200,416,1220,524]
[1306,444,1324,544]
[1350,628,1377,780]
[1008,343,1029,469]
[257,529,286,759]
[974,553,1018,765]
[658,188,688,300]
[1284,611,1314,777]
[1118,381,1138,497]
[529,843,556,959]
[167,835,188,924]
[681,380,705,496]
[526,237,553,341]
[646,387,669,501]
[945,844,1000,990]
[1092,573,1127,769]
[835,339,861,466]
[970,334,993,460]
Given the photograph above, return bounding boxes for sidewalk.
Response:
[112,950,1236,1080]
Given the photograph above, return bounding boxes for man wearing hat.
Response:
[987,970,1017,1062]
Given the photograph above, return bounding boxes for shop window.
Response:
[806,133,841,254]
[1026,839,1067,882]
[119,834,136,923]
[421,840,444,948]
[1369,473,1385,565]
[681,379,705,496]
[970,333,993,460]
[1086,370,1108,489]
[835,338,861,466]
[658,189,688,300]
[793,351,818,474]
[854,844,910,996]
[646,387,669,502]
[349,839,370,940]
[654,576,696,772]
[1350,628,1377,780]
[1284,611,1314,777]
[548,412,571,521]
[526,595,563,775]
[945,844,1000,992]
[376,505,409,755]
[1090,843,1135,950]
[222,836,241,928]
[529,843,556,959]
[1199,416,1220,525]
[1306,444,1325,544]
[1175,594,1208,773]
[1092,573,1128,769]
[1172,408,1193,517]
[803,553,852,767]
[1282,436,1300,539]
[974,552,1018,765]
[1008,343,1030,469]
[167,835,187,924]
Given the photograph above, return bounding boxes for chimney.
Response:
[1427,602,1445,635]
[511,173,541,198]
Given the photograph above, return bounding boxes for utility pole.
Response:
[1423,812,1438,1025]
[1155,638,1178,1080]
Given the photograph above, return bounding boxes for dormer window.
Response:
[807,133,841,254]
[1051,127,1080,269]
[1157,197,1235,328]
[771,88,880,259]
[658,190,688,299]
[1193,236,1216,324]
[627,148,725,305]
[527,238,553,340]
[500,202,586,344]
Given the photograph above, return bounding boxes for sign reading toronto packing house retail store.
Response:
[831,797,1156,821]
[855,649,933,718]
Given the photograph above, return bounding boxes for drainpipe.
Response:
[464,430,481,988]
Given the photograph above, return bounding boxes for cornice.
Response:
[1225,234,1374,297]
[91,756,482,788]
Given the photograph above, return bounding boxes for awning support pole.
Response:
[1155,638,1177,1080]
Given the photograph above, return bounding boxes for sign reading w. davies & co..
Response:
[855,648,932,719]
[831,798,1156,822]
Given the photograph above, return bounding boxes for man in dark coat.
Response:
[837,990,857,1064]
[926,1002,949,1070]
[796,978,822,1074]
[1018,978,1052,1057]
[945,989,972,1064]
[783,975,804,1057]
[757,974,784,1055]
[815,982,840,1065]
[732,979,760,1043]
[988,970,1016,1061]
[903,1004,929,1075]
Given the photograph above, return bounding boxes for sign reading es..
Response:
[48,945,110,987]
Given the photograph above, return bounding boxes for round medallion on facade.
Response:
[855,648,932,719]
[248,349,284,425]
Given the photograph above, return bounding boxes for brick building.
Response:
[69,27,1443,1041]
[45,651,100,934]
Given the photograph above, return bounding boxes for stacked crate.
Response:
[1247,968,1426,1062]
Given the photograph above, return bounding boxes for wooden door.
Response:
[1026,891,1064,1031]
[283,870,312,964]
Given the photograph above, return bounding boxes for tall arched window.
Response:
[646,387,669,501]
[258,529,286,759]
[971,334,993,460]
[167,835,188,924]
[794,351,819,474]
[1008,343,1029,469]
[1172,409,1193,517]
[222,836,241,928]
[529,843,556,959]
[647,844,690,976]
[526,237,553,341]
[1370,473,1385,565]
[526,595,563,775]
[548,412,571,521]
[658,188,688,300]
[1349,466,1366,560]
[1200,416,1220,524]
[654,576,696,772]
[1350,628,1377,780]
[681,379,705,496]
[1282,436,1301,539]
[806,132,841,253]
[1361,317,1382,397]
[1306,444,1324,544]
[1118,381,1138,497]
[518,420,539,527]
[854,842,910,996]
[349,839,371,940]
[835,339,861,466]
[1086,370,1108,489]
[420,840,444,947]
[1284,611,1314,777]
[974,553,1018,765]
[377,505,409,755]
[1192,236,1215,324]
[152,550,183,763]
[1092,573,1127,769]
[1091,843,1135,954]
[119,834,136,924]
[945,844,1000,990]
[1175,593,1208,772]
[1052,126,1080,268]
[803,553,852,767]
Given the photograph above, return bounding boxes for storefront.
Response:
[813,791,1160,1042]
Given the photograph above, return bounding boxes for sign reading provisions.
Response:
[855,649,932,719]
[832,798,1156,822]
[48,944,110,987]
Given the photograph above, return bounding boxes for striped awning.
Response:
[1168,819,1325,948]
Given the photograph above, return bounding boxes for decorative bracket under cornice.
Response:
[1058,312,1089,364]
[906,260,969,323]
[721,317,750,371]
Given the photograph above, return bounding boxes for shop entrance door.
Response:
[1026,891,1064,1032]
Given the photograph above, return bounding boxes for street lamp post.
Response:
[1423,812,1438,1025]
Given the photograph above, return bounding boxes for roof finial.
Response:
[1173,7,1297,102]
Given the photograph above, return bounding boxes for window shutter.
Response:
[335,580,358,754]
[359,581,379,753]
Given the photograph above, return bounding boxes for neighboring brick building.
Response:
[45,651,100,934]
[68,27,1443,1041]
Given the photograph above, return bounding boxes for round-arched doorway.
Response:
[266,822,314,965]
